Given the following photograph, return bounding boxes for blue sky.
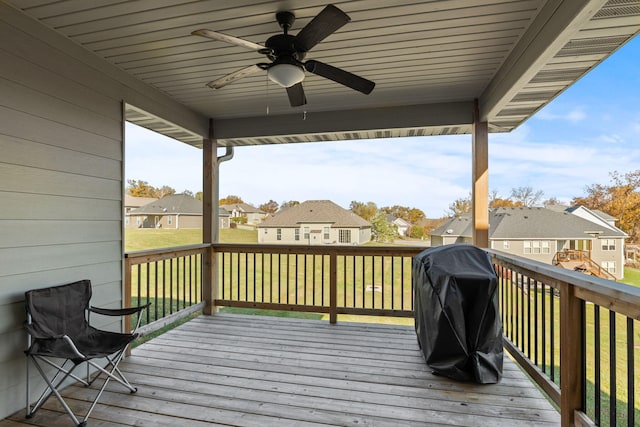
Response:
[125,36,640,218]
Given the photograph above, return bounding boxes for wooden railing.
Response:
[124,243,640,426]
[490,249,640,427]
[124,244,207,334]
[212,243,423,323]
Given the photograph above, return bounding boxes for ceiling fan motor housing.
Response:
[264,33,305,63]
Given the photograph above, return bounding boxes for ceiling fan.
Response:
[191,4,375,107]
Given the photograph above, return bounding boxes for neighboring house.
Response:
[218,207,231,229]
[431,206,628,280]
[220,202,266,225]
[258,200,372,245]
[386,215,411,236]
[127,193,203,229]
[124,195,158,227]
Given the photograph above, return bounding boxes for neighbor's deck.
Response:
[3,313,560,426]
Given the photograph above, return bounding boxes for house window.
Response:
[503,241,510,249]
[295,229,300,241]
[277,228,282,241]
[167,216,172,225]
[601,261,616,274]
[304,227,310,240]
[323,226,330,240]
[136,217,141,225]
[125,217,129,225]
[524,240,549,254]
[541,240,550,254]
[339,229,351,243]
[601,239,615,251]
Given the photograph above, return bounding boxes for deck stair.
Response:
[552,249,616,281]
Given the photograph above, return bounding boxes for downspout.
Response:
[216,146,234,230]
[217,146,234,165]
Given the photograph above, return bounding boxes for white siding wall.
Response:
[0,5,206,418]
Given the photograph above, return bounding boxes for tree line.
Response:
[128,168,640,243]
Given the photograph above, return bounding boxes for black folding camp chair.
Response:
[24,279,149,426]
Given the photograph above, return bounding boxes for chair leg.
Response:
[28,357,81,426]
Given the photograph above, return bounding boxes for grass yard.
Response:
[622,267,640,287]
[125,227,258,251]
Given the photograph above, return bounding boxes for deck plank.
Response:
[1,313,560,426]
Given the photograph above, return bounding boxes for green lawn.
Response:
[622,267,640,287]
[125,227,258,251]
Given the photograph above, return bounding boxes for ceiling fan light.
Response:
[267,63,305,87]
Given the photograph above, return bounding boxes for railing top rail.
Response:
[211,243,426,256]
[125,243,208,262]
[488,248,640,319]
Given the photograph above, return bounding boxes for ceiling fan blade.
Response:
[294,4,350,52]
[286,83,307,107]
[192,29,265,51]
[206,65,263,89]
[305,60,375,94]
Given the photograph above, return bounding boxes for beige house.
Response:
[124,195,158,228]
[258,200,372,245]
[126,193,203,229]
[220,203,266,225]
[431,206,628,279]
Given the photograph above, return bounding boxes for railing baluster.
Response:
[627,317,635,427]
[594,304,601,426]
[550,285,555,382]
[542,282,547,375]
[534,278,538,366]
[609,310,616,427]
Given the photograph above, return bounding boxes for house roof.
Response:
[259,200,371,228]
[130,193,203,215]
[219,203,264,214]
[124,195,158,208]
[432,206,627,240]
[7,1,639,146]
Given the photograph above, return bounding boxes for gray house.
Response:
[127,193,203,229]
[258,200,372,245]
[431,206,628,279]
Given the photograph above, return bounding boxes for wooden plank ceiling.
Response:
[6,0,640,146]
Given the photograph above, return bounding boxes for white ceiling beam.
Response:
[479,0,608,122]
[212,101,473,140]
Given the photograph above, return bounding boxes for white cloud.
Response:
[536,106,587,123]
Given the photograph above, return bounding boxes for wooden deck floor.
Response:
[3,313,560,426]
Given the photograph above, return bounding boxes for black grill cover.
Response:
[413,244,503,384]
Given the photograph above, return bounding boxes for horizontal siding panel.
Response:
[0,261,122,306]
[0,241,122,279]
[0,49,121,121]
[0,105,121,160]
[0,192,121,221]
[0,163,121,200]
[0,134,121,180]
[0,302,23,336]
[0,12,207,137]
[0,220,121,249]
[0,329,25,364]
[0,77,121,140]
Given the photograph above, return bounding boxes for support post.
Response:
[560,283,583,427]
[202,120,220,315]
[472,99,489,248]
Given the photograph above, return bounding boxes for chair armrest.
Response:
[24,323,64,340]
[90,303,150,317]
